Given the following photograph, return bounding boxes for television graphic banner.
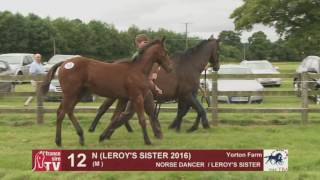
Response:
[32,149,288,171]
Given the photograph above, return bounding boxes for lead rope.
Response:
[154,102,161,120]
[204,68,207,93]
[156,103,162,119]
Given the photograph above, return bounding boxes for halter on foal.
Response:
[41,38,172,146]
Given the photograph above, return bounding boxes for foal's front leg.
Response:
[133,95,152,145]
[89,98,116,132]
[144,91,163,139]
[89,98,134,133]
[99,99,130,141]
[99,95,162,140]
[169,100,190,131]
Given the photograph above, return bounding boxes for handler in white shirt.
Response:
[25,53,45,106]
[29,53,45,75]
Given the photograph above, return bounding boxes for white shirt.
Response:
[29,61,45,75]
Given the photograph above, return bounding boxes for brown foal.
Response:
[41,38,172,146]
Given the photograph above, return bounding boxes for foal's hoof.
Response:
[88,127,95,133]
[99,134,110,142]
[168,122,177,129]
[203,125,210,129]
[187,126,198,133]
[126,126,134,133]
[79,138,85,146]
[145,140,152,145]
[155,132,163,139]
[202,123,210,129]
[99,135,106,142]
[55,140,62,147]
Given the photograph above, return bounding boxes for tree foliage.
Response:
[0,9,312,62]
[218,31,243,61]
[247,31,272,60]
[231,0,320,57]
[0,11,198,61]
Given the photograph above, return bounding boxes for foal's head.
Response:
[207,36,220,71]
[137,37,172,73]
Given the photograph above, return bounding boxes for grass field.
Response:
[1,61,320,179]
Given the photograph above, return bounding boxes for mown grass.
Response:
[1,61,320,179]
[0,113,320,179]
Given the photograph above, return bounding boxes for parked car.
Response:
[0,60,15,92]
[44,54,79,72]
[45,54,94,102]
[240,60,281,86]
[0,53,34,75]
[200,65,264,104]
[293,56,320,103]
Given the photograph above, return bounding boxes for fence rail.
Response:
[1,107,320,113]
[0,73,319,125]
[209,72,317,125]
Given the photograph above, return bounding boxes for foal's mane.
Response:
[132,39,162,62]
[173,39,217,60]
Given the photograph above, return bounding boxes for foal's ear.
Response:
[161,36,166,43]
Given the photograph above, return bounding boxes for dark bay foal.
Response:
[89,37,220,137]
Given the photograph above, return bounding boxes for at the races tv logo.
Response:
[32,150,62,171]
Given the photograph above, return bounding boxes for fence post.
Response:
[36,82,44,124]
[301,72,308,124]
[211,71,218,126]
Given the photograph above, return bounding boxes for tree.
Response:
[0,11,203,61]
[218,31,242,61]
[86,20,121,59]
[26,14,56,59]
[247,31,272,60]
[220,45,242,62]
[0,11,29,53]
[218,30,242,48]
[150,28,187,53]
[270,39,300,61]
[230,0,320,57]
[52,18,93,57]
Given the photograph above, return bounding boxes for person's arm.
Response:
[150,64,160,80]
[205,63,210,70]
[131,51,139,61]
[29,63,36,75]
[39,64,46,74]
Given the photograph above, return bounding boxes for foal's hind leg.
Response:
[187,94,209,132]
[187,113,201,133]
[62,93,85,146]
[68,112,84,146]
[56,104,65,146]
[55,96,82,146]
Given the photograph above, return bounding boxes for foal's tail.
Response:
[41,61,64,95]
